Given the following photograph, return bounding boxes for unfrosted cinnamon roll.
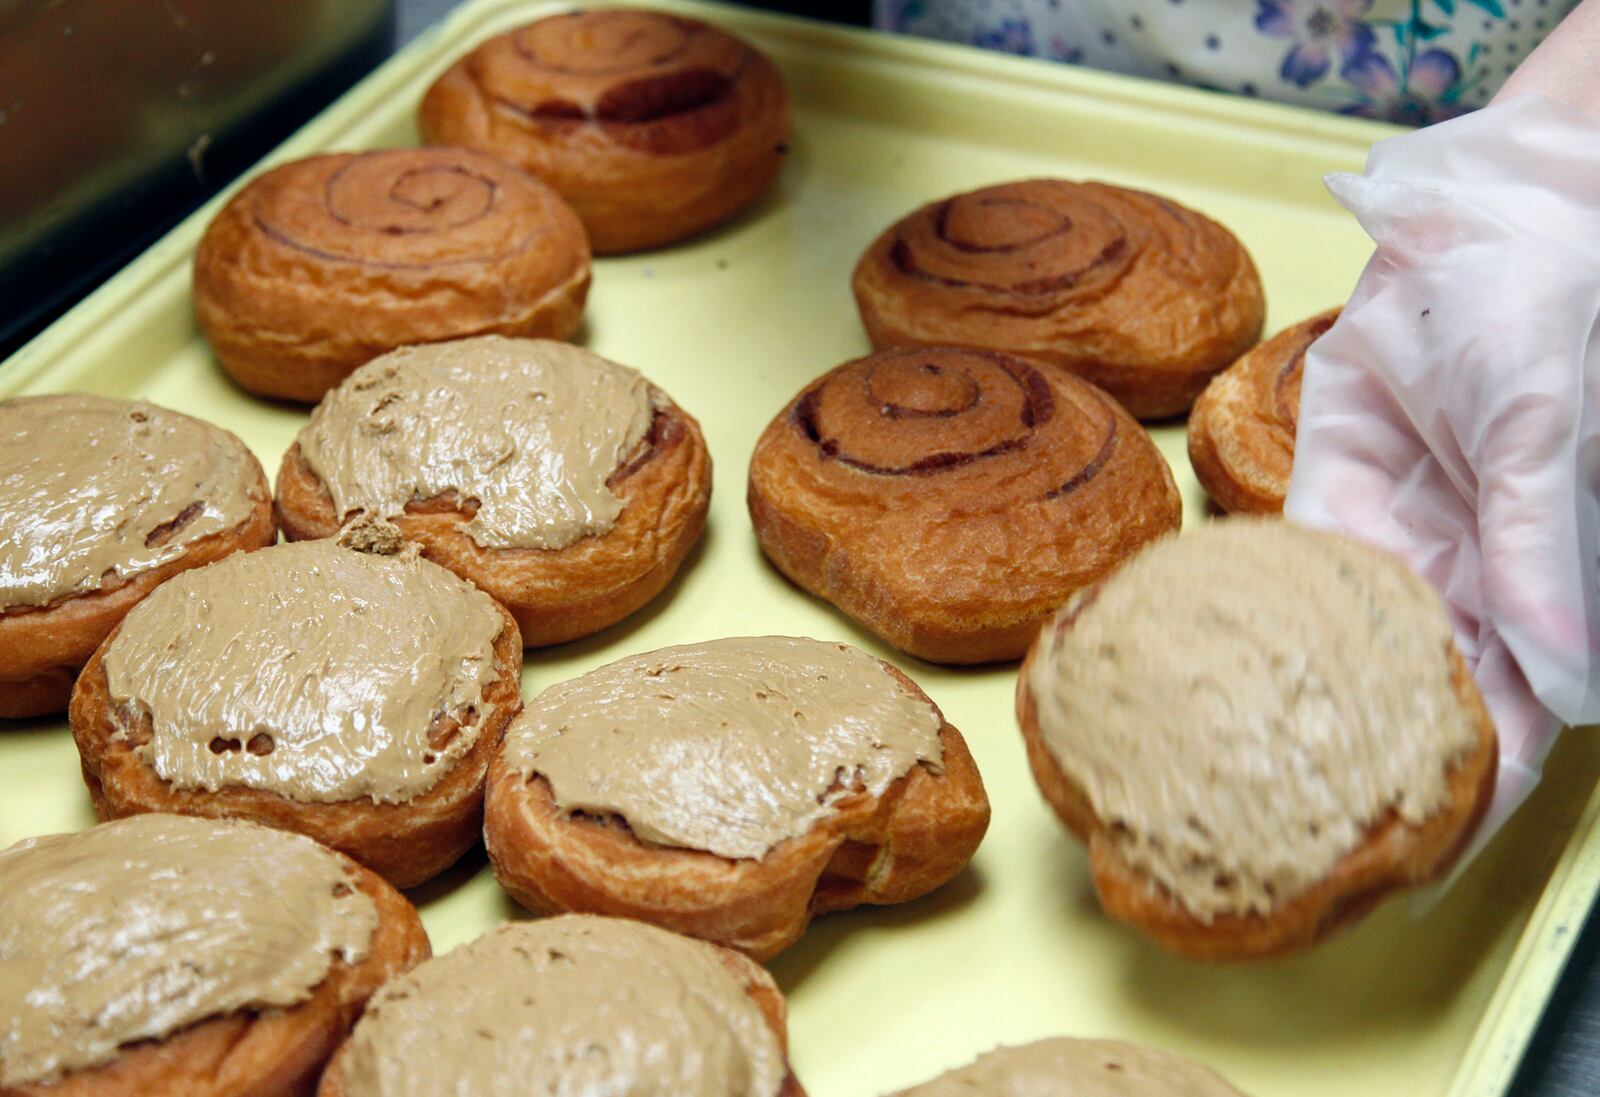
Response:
[193,147,590,403]
[853,179,1266,420]
[1188,308,1339,514]
[418,9,790,253]
[747,346,1182,663]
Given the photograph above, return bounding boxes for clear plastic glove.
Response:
[1284,92,1600,862]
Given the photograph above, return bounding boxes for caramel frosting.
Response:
[0,814,376,1088]
[297,336,656,551]
[504,636,945,859]
[891,1038,1247,1097]
[0,394,262,610]
[102,539,504,805]
[1027,519,1480,922]
[336,916,786,1097]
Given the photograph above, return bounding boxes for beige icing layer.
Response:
[102,539,504,805]
[503,636,945,860]
[297,336,656,551]
[890,1038,1247,1097]
[0,394,261,610]
[0,814,376,1088]
[1027,518,1480,923]
[337,915,786,1097]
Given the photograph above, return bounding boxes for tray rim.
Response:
[4,3,1595,1095]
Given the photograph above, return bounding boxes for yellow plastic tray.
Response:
[3,3,1598,1094]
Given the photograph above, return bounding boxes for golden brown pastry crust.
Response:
[0,483,275,721]
[274,399,711,648]
[1015,606,1499,961]
[484,665,990,961]
[315,940,806,1097]
[747,347,1181,664]
[192,148,591,404]
[417,9,790,254]
[852,179,1266,420]
[4,857,429,1097]
[1188,309,1339,514]
[68,608,524,889]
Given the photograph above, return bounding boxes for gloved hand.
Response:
[1284,86,1600,858]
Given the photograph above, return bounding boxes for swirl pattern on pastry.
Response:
[252,156,535,269]
[193,147,590,403]
[853,179,1265,420]
[418,10,790,253]
[1188,308,1339,514]
[748,347,1181,663]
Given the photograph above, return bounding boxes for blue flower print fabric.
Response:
[875,0,1578,125]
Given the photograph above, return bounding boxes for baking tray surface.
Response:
[3,4,1598,1095]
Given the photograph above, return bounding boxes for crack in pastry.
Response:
[1189,309,1340,514]
[419,9,790,253]
[193,147,591,403]
[318,917,804,1097]
[749,347,1180,663]
[854,179,1266,420]
[484,636,990,959]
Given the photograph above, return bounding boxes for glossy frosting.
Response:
[891,1038,1247,1096]
[504,636,945,859]
[0,814,376,1087]
[0,394,261,610]
[1027,519,1480,922]
[337,916,786,1097]
[102,539,504,805]
[297,336,656,550]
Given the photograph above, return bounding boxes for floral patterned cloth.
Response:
[875,0,1578,124]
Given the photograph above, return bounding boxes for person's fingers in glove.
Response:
[1283,48,1600,870]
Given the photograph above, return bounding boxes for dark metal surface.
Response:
[0,0,395,353]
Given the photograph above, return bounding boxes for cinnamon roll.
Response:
[483,637,988,960]
[0,395,273,719]
[1188,309,1339,513]
[747,347,1182,663]
[887,1038,1249,1096]
[274,336,711,647]
[853,179,1266,420]
[1016,519,1498,959]
[317,917,805,1097]
[418,9,790,253]
[193,147,590,403]
[70,539,525,889]
[0,815,428,1097]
